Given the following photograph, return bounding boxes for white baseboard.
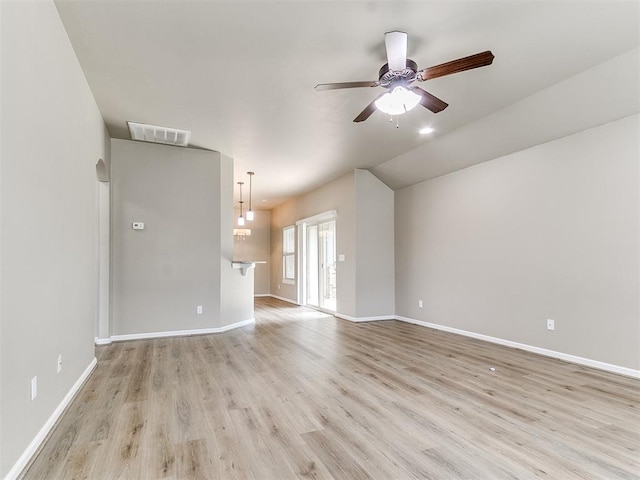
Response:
[395,315,640,379]
[109,318,255,343]
[94,337,112,346]
[335,312,395,323]
[267,294,299,306]
[4,357,98,480]
[254,294,270,297]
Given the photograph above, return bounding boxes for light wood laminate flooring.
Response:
[23,297,640,479]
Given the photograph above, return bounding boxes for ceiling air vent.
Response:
[127,121,191,147]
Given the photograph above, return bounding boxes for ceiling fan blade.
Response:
[385,31,408,71]
[315,81,379,91]
[410,87,448,113]
[417,51,495,81]
[353,93,385,122]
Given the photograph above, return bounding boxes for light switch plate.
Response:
[132,222,144,230]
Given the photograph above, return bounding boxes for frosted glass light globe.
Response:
[375,86,421,115]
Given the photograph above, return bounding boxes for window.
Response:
[283,226,295,283]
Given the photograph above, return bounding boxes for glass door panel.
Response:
[304,219,336,312]
[306,224,319,307]
[319,220,336,311]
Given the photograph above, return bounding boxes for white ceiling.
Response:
[54,1,639,208]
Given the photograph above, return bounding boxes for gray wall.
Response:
[271,172,356,314]
[233,208,271,295]
[219,155,255,326]
[270,169,394,319]
[395,115,639,370]
[111,140,221,335]
[355,170,395,317]
[0,1,110,476]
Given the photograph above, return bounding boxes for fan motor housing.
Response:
[378,59,418,87]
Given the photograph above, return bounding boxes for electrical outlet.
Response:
[418,300,423,308]
[547,319,555,331]
[278,284,281,290]
[57,354,63,373]
[30,376,38,401]
[196,305,203,315]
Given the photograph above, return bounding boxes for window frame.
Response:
[282,225,296,284]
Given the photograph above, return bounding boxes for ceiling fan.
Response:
[315,31,494,123]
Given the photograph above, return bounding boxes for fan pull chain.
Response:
[388,115,400,128]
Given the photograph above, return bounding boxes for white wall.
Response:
[0,1,110,476]
[395,115,639,370]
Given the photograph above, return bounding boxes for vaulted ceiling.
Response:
[55,1,639,208]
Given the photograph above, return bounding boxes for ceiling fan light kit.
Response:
[315,31,494,123]
[374,86,421,115]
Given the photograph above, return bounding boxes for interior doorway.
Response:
[300,213,336,312]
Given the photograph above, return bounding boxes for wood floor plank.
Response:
[300,429,373,480]
[21,298,640,479]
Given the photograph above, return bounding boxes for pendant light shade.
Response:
[246,171,255,221]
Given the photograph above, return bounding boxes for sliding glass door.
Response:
[305,219,336,311]
[306,224,319,307]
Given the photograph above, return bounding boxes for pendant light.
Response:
[246,171,255,221]
[237,181,245,226]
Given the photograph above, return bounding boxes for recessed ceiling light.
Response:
[127,121,191,147]
[258,198,268,203]
[419,126,435,135]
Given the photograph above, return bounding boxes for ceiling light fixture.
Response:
[374,85,421,116]
[246,172,255,221]
[233,228,252,240]
[419,126,435,134]
[237,182,245,226]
